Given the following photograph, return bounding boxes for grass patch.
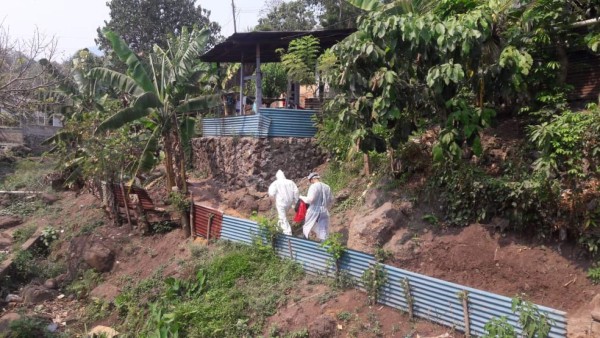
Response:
[321,161,361,192]
[111,241,304,337]
[78,219,104,235]
[67,269,103,299]
[0,158,54,191]
[0,199,44,217]
[5,315,58,338]
[12,224,37,245]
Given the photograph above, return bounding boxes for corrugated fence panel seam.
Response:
[219,213,568,338]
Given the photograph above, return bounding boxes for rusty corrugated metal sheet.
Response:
[192,203,223,239]
[566,50,600,102]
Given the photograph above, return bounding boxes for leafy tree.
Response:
[317,0,594,166]
[261,63,288,101]
[256,0,317,31]
[306,0,365,28]
[278,35,320,85]
[95,0,221,58]
[91,27,221,236]
[0,24,59,125]
[41,50,146,225]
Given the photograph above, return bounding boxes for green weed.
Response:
[12,224,37,245]
[113,242,304,337]
[588,263,600,284]
[6,315,57,338]
[337,311,353,322]
[67,269,103,299]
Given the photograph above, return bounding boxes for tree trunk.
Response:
[171,114,191,237]
[162,131,176,193]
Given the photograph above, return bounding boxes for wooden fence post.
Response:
[402,278,414,321]
[207,213,214,243]
[190,193,195,238]
[460,291,471,338]
[119,183,132,229]
[287,238,293,258]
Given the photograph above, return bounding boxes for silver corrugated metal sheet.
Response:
[202,109,317,138]
[202,115,271,137]
[260,108,317,138]
[219,216,567,337]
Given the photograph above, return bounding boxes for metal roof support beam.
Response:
[239,54,244,116]
[255,43,262,114]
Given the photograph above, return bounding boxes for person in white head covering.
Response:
[268,170,299,235]
[300,172,334,241]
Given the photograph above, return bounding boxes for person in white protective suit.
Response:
[268,170,299,235]
[300,172,334,241]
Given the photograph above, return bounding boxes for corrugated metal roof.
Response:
[200,29,355,63]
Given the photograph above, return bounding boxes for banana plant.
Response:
[91,27,221,195]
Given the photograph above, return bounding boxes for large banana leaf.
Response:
[180,116,196,161]
[103,30,156,94]
[175,94,221,113]
[135,128,160,175]
[39,59,79,95]
[95,92,162,134]
[176,28,210,81]
[90,68,145,97]
[347,0,381,10]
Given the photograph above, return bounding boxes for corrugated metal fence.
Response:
[260,108,317,138]
[201,108,317,138]
[214,214,567,337]
[202,114,271,137]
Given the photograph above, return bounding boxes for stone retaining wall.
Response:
[0,125,60,152]
[192,137,327,191]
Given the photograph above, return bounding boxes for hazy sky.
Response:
[0,0,264,61]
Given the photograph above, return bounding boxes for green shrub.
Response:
[67,269,103,299]
[512,296,554,338]
[361,263,387,306]
[41,226,58,248]
[7,316,56,338]
[12,250,40,280]
[482,316,516,338]
[588,263,600,284]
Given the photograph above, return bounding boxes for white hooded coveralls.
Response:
[268,170,299,235]
[301,181,334,240]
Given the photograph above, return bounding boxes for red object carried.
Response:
[294,200,309,223]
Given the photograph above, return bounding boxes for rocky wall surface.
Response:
[192,137,327,191]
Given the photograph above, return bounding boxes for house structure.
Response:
[192,29,354,190]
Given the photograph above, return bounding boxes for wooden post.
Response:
[239,54,244,115]
[119,183,132,229]
[190,193,195,238]
[461,291,471,338]
[287,238,293,258]
[255,44,262,112]
[207,213,214,242]
[403,278,414,320]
